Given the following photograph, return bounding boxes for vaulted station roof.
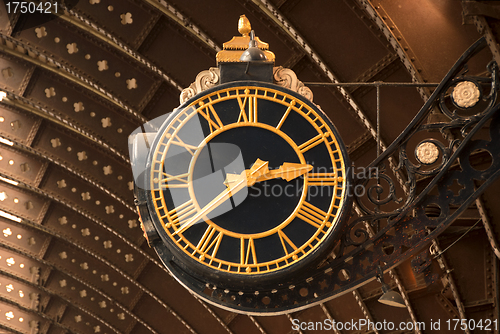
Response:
[0,1,499,333]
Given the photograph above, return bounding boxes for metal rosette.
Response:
[450,79,482,109]
[415,140,443,166]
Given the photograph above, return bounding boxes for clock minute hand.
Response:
[172,174,247,236]
[172,159,269,235]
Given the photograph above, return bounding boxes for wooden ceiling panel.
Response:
[439,231,490,305]
[142,82,183,119]
[256,314,296,333]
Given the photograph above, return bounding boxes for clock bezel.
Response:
[141,80,353,288]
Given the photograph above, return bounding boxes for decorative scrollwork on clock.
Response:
[180,67,221,104]
[273,66,314,102]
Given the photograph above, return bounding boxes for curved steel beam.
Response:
[0,269,122,334]
[430,239,469,333]
[352,0,431,101]
[318,303,341,334]
[0,178,226,334]
[193,295,235,334]
[472,16,500,72]
[0,294,79,334]
[0,241,162,334]
[0,323,24,334]
[247,316,267,334]
[6,141,134,213]
[388,270,422,334]
[4,214,199,334]
[141,0,221,53]
[53,1,184,92]
[351,290,380,334]
[476,197,500,260]
[1,91,130,165]
[0,174,162,279]
[0,33,147,124]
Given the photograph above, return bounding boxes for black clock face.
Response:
[145,81,351,284]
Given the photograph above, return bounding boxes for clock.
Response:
[135,80,351,288]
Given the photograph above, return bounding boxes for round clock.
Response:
[139,80,351,288]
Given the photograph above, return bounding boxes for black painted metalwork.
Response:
[152,37,500,315]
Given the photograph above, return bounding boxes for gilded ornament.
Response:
[238,15,251,36]
[216,15,275,63]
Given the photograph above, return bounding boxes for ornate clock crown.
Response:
[216,15,275,63]
[217,15,275,83]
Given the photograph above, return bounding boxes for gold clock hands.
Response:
[224,162,312,185]
[256,162,313,182]
[173,159,269,235]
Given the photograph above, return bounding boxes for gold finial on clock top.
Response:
[216,15,275,64]
[238,15,251,36]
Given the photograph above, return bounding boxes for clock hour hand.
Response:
[225,162,313,184]
[173,158,269,235]
[256,162,313,182]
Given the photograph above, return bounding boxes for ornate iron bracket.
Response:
[154,37,500,315]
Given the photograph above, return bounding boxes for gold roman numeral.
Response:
[296,201,329,229]
[237,91,258,123]
[307,172,337,186]
[240,237,257,265]
[168,199,197,228]
[169,133,198,156]
[298,134,325,153]
[161,172,189,188]
[276,101,296,130]
[278,230,298,256]
[196,225,223,258]
[198,103,224,133]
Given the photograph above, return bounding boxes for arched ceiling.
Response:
[0,0,499,333]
